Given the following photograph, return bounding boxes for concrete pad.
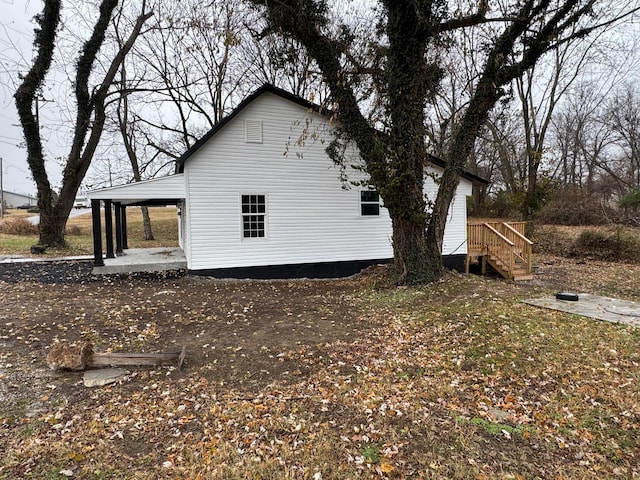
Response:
[523,294,640,328]
[0,254,93,264]
[92,247,186,274]
[83,368,129,387]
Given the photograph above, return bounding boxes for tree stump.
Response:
[30,244,48,254]
[46,342,93,371]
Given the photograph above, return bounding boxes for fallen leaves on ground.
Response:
[0,258,638,479]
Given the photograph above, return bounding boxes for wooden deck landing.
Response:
[467,221,533,281]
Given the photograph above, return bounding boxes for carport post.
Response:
[91,199,104,266]
[104,200,115,259]
[122,205,128,249]
[114,202,123,255]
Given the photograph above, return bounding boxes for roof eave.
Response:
[427,154,490,186]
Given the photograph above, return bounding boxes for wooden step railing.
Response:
[483,223,516,277]
[500,223,533,275]
[467,221,533,280]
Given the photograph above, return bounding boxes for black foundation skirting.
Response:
[443,254,467,273]
[189,254,468,279]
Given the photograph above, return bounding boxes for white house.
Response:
[88,84,487,278]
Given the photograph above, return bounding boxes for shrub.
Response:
[572,227,640,262]
[536,189,619,226]
[532,225,575,256]
[483,189,524,218]
[534,224,640,262]
[0,218,38,236]
[619,187,640,226]
[619,187,640,210]
[65,225,83,236]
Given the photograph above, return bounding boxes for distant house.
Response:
[88,84,488,278]
[1,190,36,209]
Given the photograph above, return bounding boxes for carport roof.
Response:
[87,174,185,206]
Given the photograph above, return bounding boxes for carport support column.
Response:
[114,202,123,255]
[91,199,104,266]
[122,206,128,249]
[104,200,115,259]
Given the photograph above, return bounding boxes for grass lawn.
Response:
[0,251,638,478]
[0,207,179,257]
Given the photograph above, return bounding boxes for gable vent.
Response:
[245,120,263,143]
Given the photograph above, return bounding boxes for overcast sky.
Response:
[1,0,639,199]
[0,0,53,197]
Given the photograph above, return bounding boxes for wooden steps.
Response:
[467,221,534,281]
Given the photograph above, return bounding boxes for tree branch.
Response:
[249,0,389,188]
[14,0,62,210]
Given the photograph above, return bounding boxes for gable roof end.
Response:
[174,84,489,186]
[175,84,320,173]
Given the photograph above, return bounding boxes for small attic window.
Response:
[245,120,263,143]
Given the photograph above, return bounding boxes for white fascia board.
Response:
[87,174,186,202]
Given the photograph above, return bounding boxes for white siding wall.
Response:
[425,166,472,256]
[184,92,471,271]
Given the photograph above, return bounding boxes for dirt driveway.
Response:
[1,261,383,409]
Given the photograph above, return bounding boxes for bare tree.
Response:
[607,83,640,188]
[552,85,614,193]
[106,2,157,240]
[14,0,152,248]
[249,0,640,284]
[240,30,327,101]
[515,29,610,220]
[127,0,249,155]
[95,0,331,196]
[114,59,154,240]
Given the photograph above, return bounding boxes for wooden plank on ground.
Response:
[90,348,185,368]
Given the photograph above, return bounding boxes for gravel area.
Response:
[0,259,185,284]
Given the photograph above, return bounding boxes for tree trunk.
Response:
[522,148,541,220]
[385,173,443,284]
[391,216,443,285]
[15,0,151,250]
[13,0,62,246]
[382,0,440,284]
[141,206,154,240]
[38,205,68,247]
[116,62,154,241]
[36,181,82,247]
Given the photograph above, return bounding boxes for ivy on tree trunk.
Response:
[250,0,612,284]
[14,0,152,248]
[14,0,61,246]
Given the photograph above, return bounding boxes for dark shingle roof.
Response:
[175,84,489,186]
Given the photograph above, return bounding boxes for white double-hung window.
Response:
[241,194,266,238]
[360,190,380,216]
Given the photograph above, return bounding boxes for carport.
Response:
[87,175,186,270]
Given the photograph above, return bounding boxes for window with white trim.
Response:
[241,194,266,238]
[360,190,380,216]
